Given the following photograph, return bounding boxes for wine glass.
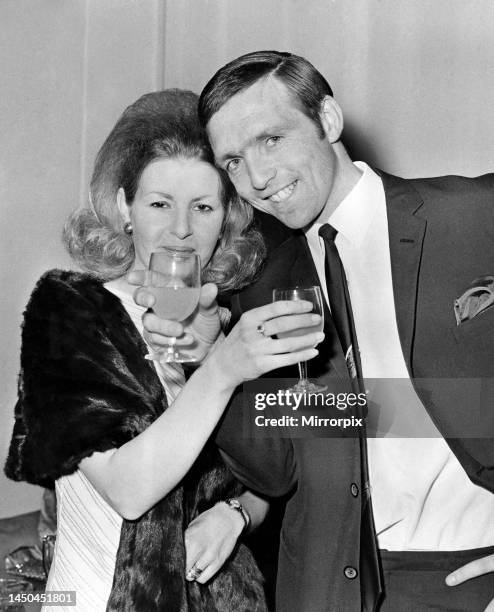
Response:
[145,249,201,363]
[273,286,327,394]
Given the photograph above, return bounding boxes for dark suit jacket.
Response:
[216,172,494,612]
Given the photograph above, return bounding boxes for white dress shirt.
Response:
[305,162,494,551]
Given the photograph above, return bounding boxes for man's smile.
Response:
[266,180,298,203]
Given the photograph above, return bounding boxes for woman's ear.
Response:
[319,96,344,143]
[117,187,131,224]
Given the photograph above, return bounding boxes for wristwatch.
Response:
[224,498,251,534]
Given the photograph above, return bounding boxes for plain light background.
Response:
[1,0,493,518]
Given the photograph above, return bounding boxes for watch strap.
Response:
[224,498,250,533]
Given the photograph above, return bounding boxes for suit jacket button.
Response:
[350,483,359,497]
[344,566,358,580]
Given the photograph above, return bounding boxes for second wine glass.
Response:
[273,286,327,394]
[145,249,201,363]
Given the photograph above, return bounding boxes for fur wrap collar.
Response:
[5,270,266,611]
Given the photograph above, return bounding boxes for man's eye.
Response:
[226,158,241,175]
[266,136,281,147]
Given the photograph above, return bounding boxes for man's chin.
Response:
[275,208,312,229]
[251,202,307,229]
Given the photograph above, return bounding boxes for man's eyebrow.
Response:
[215,139,254,165]
[255,127,285,141]
[215,151,237,166]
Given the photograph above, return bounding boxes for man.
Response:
[134,51,494,611]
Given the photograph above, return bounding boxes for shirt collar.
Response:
[305,162,383,249]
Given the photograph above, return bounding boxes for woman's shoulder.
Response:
[32,269,103,298]
[21,269,130,349]
[26,269,116,317]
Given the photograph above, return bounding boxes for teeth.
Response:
[269,181,296,203]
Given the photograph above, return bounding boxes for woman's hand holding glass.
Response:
[129,271,223,363]
[273,286,327,393]
[144,250,202,363]
[206,299,324,389]
[132,273,324,384]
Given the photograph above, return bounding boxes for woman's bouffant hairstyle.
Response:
[63,89,265,293]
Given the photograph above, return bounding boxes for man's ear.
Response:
[319,96,344,143]
[116,187,131,223]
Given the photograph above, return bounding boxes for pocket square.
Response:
[454,275,494,325]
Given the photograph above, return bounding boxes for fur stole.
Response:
[5,270,267,611]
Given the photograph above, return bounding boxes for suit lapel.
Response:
[380,172,427,375]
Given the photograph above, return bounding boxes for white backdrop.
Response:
[0,0,164,517]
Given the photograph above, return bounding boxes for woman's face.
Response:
[118,157,225,270]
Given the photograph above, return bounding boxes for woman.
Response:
[4,89,322,611]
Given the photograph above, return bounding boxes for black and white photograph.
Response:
[1,1,494,610]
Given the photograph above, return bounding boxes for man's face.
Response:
[207,76,338,229]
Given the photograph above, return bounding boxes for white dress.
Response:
[44,470,123,611]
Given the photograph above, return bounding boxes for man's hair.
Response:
[63,89,265,292]
[198,50,333,134]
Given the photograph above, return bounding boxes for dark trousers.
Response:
[378,546,494,612]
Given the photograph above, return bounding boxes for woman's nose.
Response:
[170,211,192,239]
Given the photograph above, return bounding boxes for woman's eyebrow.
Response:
[145,191,175,199]
[190,194,216,202]
[145,192,217,202]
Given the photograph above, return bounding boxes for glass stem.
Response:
[298,360,308,383]
[166,337,177,354]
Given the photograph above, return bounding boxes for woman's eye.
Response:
[194,203,213,212]
[226,158,241,175]
[150,201,169,208]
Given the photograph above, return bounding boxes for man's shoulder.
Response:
[409,172,494,197]
[381,170,494,220]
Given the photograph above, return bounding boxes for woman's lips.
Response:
[160,245,196,253]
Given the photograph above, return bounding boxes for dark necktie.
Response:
[318,223,360,379]
[318,223,382,612]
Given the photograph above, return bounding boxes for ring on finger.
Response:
[256,323,267,337]
[186,563,204,581]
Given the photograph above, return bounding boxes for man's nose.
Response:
[246,152,276,192]
[170,211,192,239]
